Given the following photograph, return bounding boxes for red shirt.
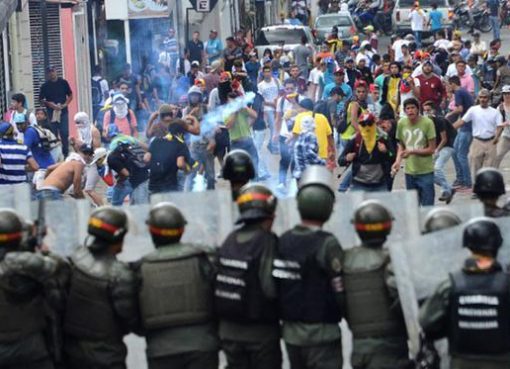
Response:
[416,74,446,105]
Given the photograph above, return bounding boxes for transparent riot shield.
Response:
[0,183,32,219]
[118,204,154,262]
[43,199,91,256]
[151,190,234,247]
[418,203,484,232]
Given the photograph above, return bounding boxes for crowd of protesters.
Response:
[2,11,510,206]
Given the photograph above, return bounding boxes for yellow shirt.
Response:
[387,76,400,114]
[293,112,332,159]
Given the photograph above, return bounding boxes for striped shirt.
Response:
[0,139,32,185]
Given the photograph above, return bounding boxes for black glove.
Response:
[414,333,440,369]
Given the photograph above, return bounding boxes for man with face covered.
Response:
[381,62,402,116]
[103,94,138,139]
[339,112,394,192]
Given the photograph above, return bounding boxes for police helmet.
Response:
[0,209,23,249]
[473,168,506,197]
[146,202,187,245]
[297,166,335,222]
[463,217,503,255]
[423,208,462,234]
[87,207,128,245]
[352,200,393,246]
[236,184,277,223]
[222,149,256,183]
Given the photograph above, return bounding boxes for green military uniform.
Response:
[215,184,281,369]
[277,225,344,369]
[343,247,409,369]
[218,223,281,369]
[420,218,510,369]
[137,243,219,369]
[0,209,68,369]
[419,260,510,369]
[343,199,410,369]
[64,207,139,369]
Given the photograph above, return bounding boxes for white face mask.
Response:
[113,102,128,119]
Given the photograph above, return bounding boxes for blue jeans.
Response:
[111,180,149,206]
[36,188,63,201]
[338,138,352,192]
[490,16,500,40]
[350,182,388,192]
[414,31,422,49]
[48,108,69,157]
[405,172,435,206]
[231,137,259,179]
[434,147,454,195]
[452,130,473,187]
[186,142,216,191]
[279,136,293,185]
[253,129,270,178]
[265,111,278,153]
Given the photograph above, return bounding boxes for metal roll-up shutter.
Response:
[29,1,63,107]
[0,36,6,116]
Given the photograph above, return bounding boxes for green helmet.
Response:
[147,202,187,245]
[423,208,462,234]
[222,150,255,183]
[236,183,277,223]
[87,207,128,245]
[297,166,335,222]
[0,209,23,249]
[352,200,393,246]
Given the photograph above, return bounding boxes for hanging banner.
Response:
[127,0,170,19]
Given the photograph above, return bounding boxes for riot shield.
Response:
[0,183,32,219]
[151,190,234,247]
[118,204,154,262]
[43,199,90,256]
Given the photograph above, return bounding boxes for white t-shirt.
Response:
[257,78,281,112]
[276,95,303,137]
[308,68,324,101]
[92,76,109,106]
[462,105,502,139]
[392,40,409,63]
[434,39,450,51]
[446,63,473,78]
[408,9,426,31]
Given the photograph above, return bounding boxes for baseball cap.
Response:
[298,98,314,111]
[90,148,107,166]
[13,112,27,124]
[79,143,94,156]
[0,122,12,136]
[345,57,354,63]
[502,85,510,94]
[191,61,200,67]
[364,25,374,32]
[334,67,345,75]
[46,65,56,72]
[329,86,345,96]
[210,29,218,33]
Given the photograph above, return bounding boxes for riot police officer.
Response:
[423,208,462,234]
[0,209,64,369]
[222,149,256,200]
[473,168,510,218]
[420,217,510,369]
[214,183,281,369]
[343,200,411,369]
[273,166,345,369]
[64,207,138,369]
[138,202,219,369]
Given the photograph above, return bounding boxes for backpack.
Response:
[337,97,355,134]
[109,109,135,137]
[91,78,103,106]
[116,143,146,169]
[32,125,60,152]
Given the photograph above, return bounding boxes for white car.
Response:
[393,0,453,39]
[254,25,316,58]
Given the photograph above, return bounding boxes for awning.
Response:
[0,0,18,33]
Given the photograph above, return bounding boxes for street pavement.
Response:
[123,28,510,369]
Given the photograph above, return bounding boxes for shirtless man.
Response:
[36,144,94,201]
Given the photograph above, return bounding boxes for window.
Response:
[316,16,353,28]
[256,28,308,46]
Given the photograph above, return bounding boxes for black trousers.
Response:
[222,339,281,369]
[148,351,218,369]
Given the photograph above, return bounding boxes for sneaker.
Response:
[445,188,456,205]
[452,182,463,189]
[456,186,472,194]
[438,191,448,202]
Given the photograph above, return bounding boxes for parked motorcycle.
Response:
[451,3,492,33]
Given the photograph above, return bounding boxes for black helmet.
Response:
[0,209,23,249]
[147,202,187,245]
[297,166,335,222]
[88,207,128,244]
[423,208,462,234]
[473,168,506,197]
[352,200,393,246]
[222,149,255,183]
[236,183,277,223]
[463,217,503,254]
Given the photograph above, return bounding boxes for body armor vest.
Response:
[343,248,406,339]
[0,265,45,342]
[64,248,122,340]
[139,245,213,329]
[449,270,510,355]
[273,229,343,323]
[215,228,278,323]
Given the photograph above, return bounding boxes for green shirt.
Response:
[227,110,252,142]
[281,225,344,346]
[396,116,436,175]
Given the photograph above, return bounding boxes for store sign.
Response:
[127,0,170,19]
[189,0,218,13]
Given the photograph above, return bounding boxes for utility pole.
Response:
[40,0,50,71]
